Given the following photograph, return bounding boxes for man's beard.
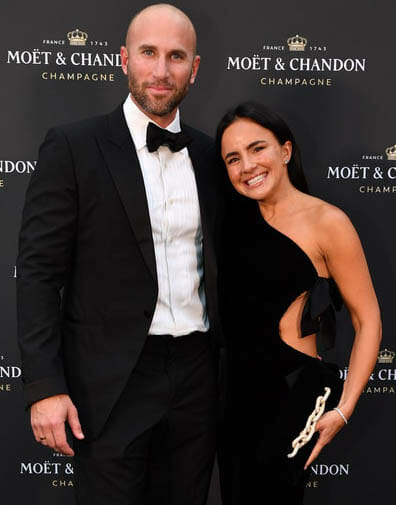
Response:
[128,69,191,117]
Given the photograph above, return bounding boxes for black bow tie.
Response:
[146,122,192,153]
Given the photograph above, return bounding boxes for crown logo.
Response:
[386,145,396,161]
[67,28,88,46]
[287,34,307,51]
[377,348,395,364]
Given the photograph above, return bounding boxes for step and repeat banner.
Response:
[1,0,394,503]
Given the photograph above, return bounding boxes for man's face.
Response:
[121,10,200,122]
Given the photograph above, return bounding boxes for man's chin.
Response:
[142,98,176,117]
[129,86,186,118]
[145,106,172,117]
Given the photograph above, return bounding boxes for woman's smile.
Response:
[244,171,269,187]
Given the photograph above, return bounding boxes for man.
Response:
[16,4,222,504]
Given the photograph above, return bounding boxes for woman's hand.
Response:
[304,409,346,469]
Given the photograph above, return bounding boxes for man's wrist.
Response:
[24,375,69,410]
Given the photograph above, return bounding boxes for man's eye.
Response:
[171,53,183,60]
[143,49,154,56]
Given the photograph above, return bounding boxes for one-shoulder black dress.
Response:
[218,201,343,504]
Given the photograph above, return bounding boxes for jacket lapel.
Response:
[185,130,217,246]
[185,127,221,336]
[97,105,157,283]
[184,127,218,281]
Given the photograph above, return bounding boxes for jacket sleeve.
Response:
[16,127,77,408]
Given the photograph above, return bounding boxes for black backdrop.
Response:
[1,1,395,503]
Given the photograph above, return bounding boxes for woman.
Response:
[216,102,381,504]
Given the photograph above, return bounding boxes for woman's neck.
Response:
[258,183,303,222]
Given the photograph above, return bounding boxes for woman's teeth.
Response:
[247,173,267,186]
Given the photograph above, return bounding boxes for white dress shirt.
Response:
[123,95,208,336]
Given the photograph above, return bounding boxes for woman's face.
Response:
[221,117,292,201]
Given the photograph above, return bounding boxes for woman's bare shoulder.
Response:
[300,195,359,249]
[301,194,353,232]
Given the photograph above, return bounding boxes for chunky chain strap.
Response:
[287,387,331,458]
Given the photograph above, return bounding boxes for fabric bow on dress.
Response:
[301,277,343,352]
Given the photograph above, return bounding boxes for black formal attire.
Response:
[218,200,343,504]
[16,103,223,505]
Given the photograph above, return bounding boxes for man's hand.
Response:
[30,394,84,455]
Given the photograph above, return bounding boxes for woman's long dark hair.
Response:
[216,101,309,194]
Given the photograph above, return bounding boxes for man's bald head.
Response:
[120,3,200,127]
[126,4,197,55]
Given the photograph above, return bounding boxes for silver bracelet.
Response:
[333,407,348,425]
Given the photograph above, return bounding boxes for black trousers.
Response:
[73,331,218,505]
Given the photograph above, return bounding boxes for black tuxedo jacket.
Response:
[16,105,223,439]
